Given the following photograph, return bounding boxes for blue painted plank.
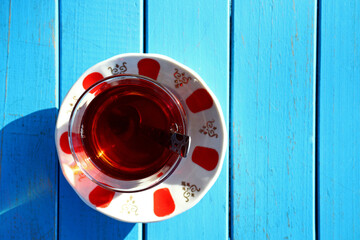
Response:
[231,0,317,239]
[59,1,143,239]
[0,0,57,239]
[145,1,230,239]
[318,1,360,239]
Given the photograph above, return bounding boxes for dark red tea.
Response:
[80,79,184,180]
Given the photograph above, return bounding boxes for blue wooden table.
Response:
[0,0,359,239]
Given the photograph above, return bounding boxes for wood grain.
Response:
[230,0,317,239]
[145,0,230,239]
[59,1,143,239]
[318,0,360,239]
[0,0,57,239]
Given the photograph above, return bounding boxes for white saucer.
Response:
[55,53,227,222]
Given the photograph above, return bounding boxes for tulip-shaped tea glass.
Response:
[68,74,190,192]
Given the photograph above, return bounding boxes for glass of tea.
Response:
[68,74,189,192]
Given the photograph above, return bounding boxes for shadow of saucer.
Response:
[0,108,136,239]
[0,108,58,239]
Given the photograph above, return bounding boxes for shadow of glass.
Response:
[0,108,136,239]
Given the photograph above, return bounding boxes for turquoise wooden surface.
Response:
[318,0,360,239]
[1,0,360,239]
[230,0,317,239]
[0,0,57,239]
